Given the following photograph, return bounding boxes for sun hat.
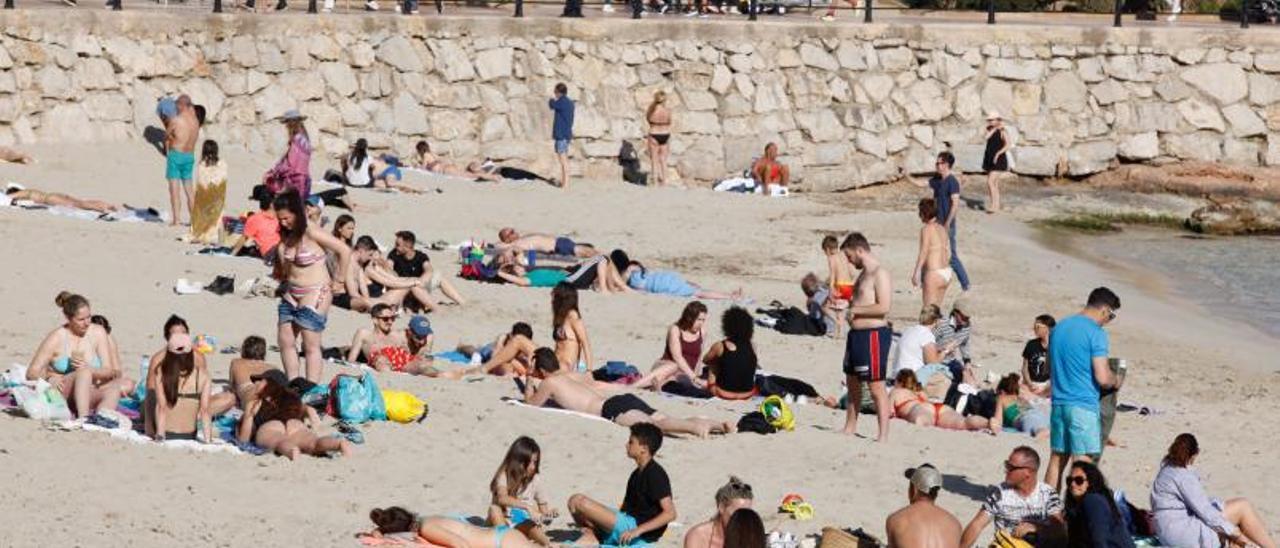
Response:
[986,110,1002,121]
[278,109,307,122]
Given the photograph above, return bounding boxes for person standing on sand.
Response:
[886,464,962,548]
[549,83,575,189]
[982,111,1012,214]
[645,91,672,186]
[263,110,313,200]
[839,232,893,442]
[913,152,971,292]
[164,95,199,226]
[1044,287,1121,492]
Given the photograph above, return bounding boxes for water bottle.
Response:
[135,355,149,401]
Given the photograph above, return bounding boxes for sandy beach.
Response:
[1,141,1277,546]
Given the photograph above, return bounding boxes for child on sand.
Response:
[822,235,854,334]
[567,423,675,545]
[488,436,558,546]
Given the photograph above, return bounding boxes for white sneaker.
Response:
[174,278,205,295]
[601,3,614,10]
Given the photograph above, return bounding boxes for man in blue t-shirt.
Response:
[1044,287,1121,491]
[915,152,971,291]
[549,82,575,189]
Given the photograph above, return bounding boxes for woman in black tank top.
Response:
[703,307,759,400]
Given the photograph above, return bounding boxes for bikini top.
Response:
[177,368,202,400]
[283,244,325,267]
[52,328,103,374]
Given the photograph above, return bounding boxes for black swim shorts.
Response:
[601,394,656,422]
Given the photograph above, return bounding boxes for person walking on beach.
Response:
[886,464,962,547]
[982,111,1012,214]
[839,232,893,442]
[549,83,575,188]
[1044,287,1121,492]
[914,152,971,292]
[164,95,199,227]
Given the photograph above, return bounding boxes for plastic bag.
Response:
[326,372,387,424]
[382,390,428,423]
[13,380,73,421]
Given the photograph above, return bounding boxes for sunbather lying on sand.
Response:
[522,348,734,439]
[364,506,540,547]
[236,369,353,460]
[889,370,990,433]
[493,250,629,293]
[414,141,503,182]
[5,184,119,213]
[0,145,33,164]
[497,228,598,258]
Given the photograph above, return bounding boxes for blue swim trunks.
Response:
[554,237,576,256]
[598,510,650,546]
[1050,403,1102,456]
[554,139,570,155]
[166,150,195,182]
[278,299,328,332]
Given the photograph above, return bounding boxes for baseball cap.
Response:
[408,315,433,338]
[904,463,943,494]
[167,332,193,354]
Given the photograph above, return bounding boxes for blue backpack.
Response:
[326,372,387,424]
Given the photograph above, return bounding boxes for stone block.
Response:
[1118,132,1159,160]
[1067,141,1116,176]
[1223,103,1267,137]
[1164,131,1222,161]
[378,36,425,73]
[986,58,1045,81]
[1011,146,1061,177]
[1180,63,1248,105]
[1177,98,1225,132]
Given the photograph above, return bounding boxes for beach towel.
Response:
[501,397,610,424]
[2,199,165,223]
[356,532,445,546]
[191,164,227,244]
[46,419,249,455]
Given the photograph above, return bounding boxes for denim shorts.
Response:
[278,299,328,332]
[1050,404,1101,456]
[554,139,570,155]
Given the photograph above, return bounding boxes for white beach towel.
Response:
[501,398,611,424]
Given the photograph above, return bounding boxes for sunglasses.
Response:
[1004,461,1032,473]
[1106,309,1117,322]
[376,315,397,322]
[1069,476,1088,486]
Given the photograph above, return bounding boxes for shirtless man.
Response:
[498,227,599,258]
[346,304,407,364]
[469,323,537,377]
[368,315,462,378]
[165,95,200,226]
[911,198,953,308]
[840,232,893,442]
[886,464,962,548]
[523,348,733,439]
[750,142,790,197]
[5,185,119,214]
[683,477,754,548]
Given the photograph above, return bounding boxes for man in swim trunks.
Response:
[840,232,893,442]
[497,228,599,258]
[369,315,462,378]
[346,304,406,364]
[523,348,733,439]
[164,94,200,227]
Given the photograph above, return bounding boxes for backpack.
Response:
[326,372,387,424]
[618,141,647,186]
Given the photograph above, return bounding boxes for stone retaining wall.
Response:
[4,12,1280,188]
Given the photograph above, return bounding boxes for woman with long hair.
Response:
[236,371,351,460]
[191,139,227,244]
[551,284,592,372]
[488,436,557,546]
[26,292,133,420]
[272,189,351,382]
[1064,461,1133,548]
[263,110,312,199]
[1151,433,1275,548]
[701,306,760,400]
[645,90,672,186]
[152,333,212,442]
[144,314,220,436]
[341,138,373,188]
[633,301,709,391]
[911,197,952,308]
[888,369,988,432]
[990,373,1050,439]
[331,214,355,248]
[723,508,767,548]
[364,506,538,547]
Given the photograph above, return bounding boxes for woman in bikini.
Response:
[632,301,709,391]
[750,142,789,197]
[144,315,224,436]
[237,370,352,460]
[646,91,672,186]
[911,198,953,308]
[364,506,539,547]
[551,284,593,372]
[152,333,212,442]
[273,189,352,382]
[701,306,760,400]
[26,292,134,420]
[414,140,502,182]
[889,370,989,432]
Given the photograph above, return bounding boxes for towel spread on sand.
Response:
[502,397,611,424]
